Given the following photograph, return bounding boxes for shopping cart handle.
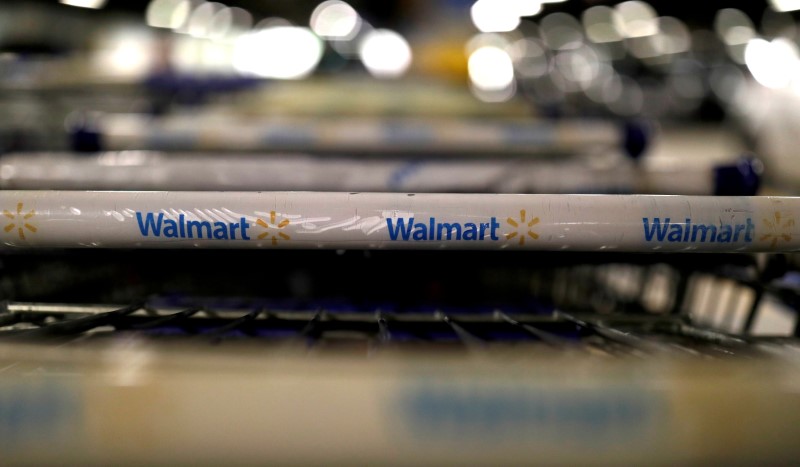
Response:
[68,113,652,155]
[0,191,797,252]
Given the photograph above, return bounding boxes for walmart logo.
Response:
[255,211,291,245]
[3,202,36,240]
[641,211,796,249]
[760,211,794,249]
[505,209,539,246]
[643,217,755,244]
[642,211,795,249]
[132,208,541,245]
[385,209,539,245]
[136,212,251,240]
[386,216,500,242]
[133,209,293,245]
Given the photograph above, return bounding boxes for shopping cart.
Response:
[2,247,800,465]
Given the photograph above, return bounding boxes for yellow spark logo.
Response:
[255,210,291,246]
[3,202,36,240]
[760,211,794,249]
[505,209,539,246]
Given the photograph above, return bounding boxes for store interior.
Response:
[1,0,800,464]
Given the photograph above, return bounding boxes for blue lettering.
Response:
[136,212,163,237]
[490,217,500,241]
[187,220,212,239]
[213,222,229,240]
[387,217,414,240]
[463,223,478,240]
[135,211,252,242]
[734,224,744,241]
[692,224,716,242]
[643,217,754,244]
[413,223,428,240]
[386,216,501,242]
[437,222,461,240]
[643,217,669,241]
[718,224,732,242]
[163,219,178,238]
[667,224,682,242]
[240,217,251,240]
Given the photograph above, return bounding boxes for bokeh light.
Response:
[233,26,323,79]
[146,0,192,29]
[469,45,516,101]
[582,6,623,44]
[310,1,362,40]
[471,0,521,33]
[745,38,800,89]
[613,1,658,39]
[359,29,412,79]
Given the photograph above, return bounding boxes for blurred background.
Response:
[0,0,797,189]
[2,1,800,465]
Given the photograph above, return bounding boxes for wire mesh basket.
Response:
[2,250,800,465]
[1,249,796,352]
